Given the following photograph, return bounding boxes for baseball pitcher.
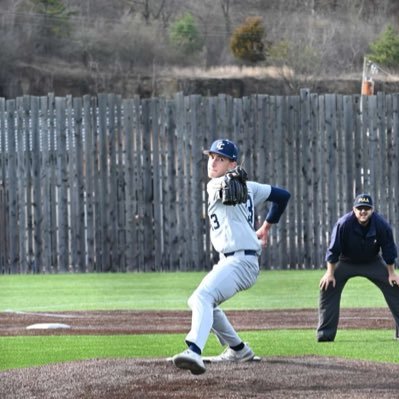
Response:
[172,139,291,374]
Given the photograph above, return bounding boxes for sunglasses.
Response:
[355,206,372,212]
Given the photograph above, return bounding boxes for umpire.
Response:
[317,193,399,342]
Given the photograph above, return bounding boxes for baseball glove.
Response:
[221,166,248,205]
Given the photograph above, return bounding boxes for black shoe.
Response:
[317,335,334,342]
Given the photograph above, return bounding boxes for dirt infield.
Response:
[1,308,398,399]
[0,308,396,336]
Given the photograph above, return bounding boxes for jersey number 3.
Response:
[210,213,220,230]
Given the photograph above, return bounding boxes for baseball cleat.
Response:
[172,349,206,375]
[202,342,255,363]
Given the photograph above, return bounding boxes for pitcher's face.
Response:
[207,153,236,178]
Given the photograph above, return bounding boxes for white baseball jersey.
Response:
[207,177,272,254]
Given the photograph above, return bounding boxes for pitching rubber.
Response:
[167,355,261,363]
[202,355,261,363]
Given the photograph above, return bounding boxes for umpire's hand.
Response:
[319,272,336,291]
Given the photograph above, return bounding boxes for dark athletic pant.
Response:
[317,257,399,341]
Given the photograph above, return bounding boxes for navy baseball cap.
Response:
[353,194,373,208]
[203,139,239,161]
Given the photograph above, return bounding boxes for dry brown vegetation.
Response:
[1,0,399,97]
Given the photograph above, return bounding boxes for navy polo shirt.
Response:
[325,211,397,265]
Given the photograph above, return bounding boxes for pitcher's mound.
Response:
[1,356,399,399]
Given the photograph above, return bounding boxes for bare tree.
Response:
[123,0,171,24]
[219,0,232,39]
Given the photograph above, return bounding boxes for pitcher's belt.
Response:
[224,250,258,257]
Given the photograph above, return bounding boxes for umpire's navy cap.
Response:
[353,194,374,208]
[203,139,239,161]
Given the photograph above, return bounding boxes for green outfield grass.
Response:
[0,270,396,371]
[0,270,388,312]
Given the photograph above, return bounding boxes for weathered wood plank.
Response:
[107,94,118,272]
[55,97,69,272]
[6,100,18,273]
[31,96,42,273]
[40,96,51,273]
[72,96,85,272]
[151,98,162,271]
[141,100,154,271]
[83,95,95,272]
[0,97,7,273]
[16,97,27,273]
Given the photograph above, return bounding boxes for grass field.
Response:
[0,270,389,311]
[0,270,397,371]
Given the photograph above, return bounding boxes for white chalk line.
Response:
[3,310,87,319]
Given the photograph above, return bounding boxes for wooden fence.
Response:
[0,91,398,274]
